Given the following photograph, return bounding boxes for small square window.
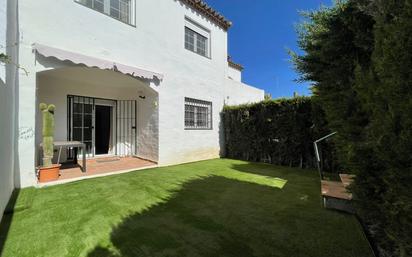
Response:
[76,0,134,25]
[185,98,212,130]
[184,19,210,58]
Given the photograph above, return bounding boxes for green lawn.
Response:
[0,159,374,257]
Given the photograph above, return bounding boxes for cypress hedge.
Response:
[293,1,412,255]
[222,97,338,171]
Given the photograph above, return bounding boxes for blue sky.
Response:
[206,0,333,98]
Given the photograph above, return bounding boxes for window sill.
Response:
[185,128,213,130]
[185,48,211,60]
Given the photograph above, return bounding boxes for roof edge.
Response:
[179,0,232,30]
[228,56,244,71]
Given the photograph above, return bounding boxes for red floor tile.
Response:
[56,157,156,181]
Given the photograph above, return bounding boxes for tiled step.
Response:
[339,174,356,188]
[321,180,352,200]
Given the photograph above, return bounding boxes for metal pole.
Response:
[314,142,322,180]
[314,132,337,180]
[57,146,63,165]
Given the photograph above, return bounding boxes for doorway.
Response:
[95,105,112,155]
[68,95,137,158]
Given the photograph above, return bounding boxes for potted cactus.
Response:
[38,103,61,182]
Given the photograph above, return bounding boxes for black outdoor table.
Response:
[39,141,86,172]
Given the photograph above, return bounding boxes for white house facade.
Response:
[0,0,264,212]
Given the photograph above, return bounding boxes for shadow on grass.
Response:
[0,187,36,256]
[87,176,280,257]
[86,172,371,257]
[0,189,20,256]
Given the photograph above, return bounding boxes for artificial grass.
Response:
[0,159,374,257]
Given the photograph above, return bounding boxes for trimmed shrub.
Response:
[222,97,338,171]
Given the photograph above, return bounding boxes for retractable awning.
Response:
[33,43,164,81]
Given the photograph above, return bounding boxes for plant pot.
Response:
[38,164,61,183]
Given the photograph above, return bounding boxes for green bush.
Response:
[222,97,338,171]
[292,1,412,255]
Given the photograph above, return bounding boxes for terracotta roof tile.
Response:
[179,0,232,30]
[228,56,244,71]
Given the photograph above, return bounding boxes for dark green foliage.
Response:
[0,53,9,64]
[291,1,374,169]
[352,1,412,255]
[222,97,338,171]
[293,0,412,255]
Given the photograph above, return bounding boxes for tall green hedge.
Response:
[222,97,338,171]
[293,1,412,255]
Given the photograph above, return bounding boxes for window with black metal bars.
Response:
[67,96,137,158]
[185,97,212,130]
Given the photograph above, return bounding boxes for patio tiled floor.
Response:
[57,156,156,181]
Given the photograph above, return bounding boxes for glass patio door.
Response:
[68,95,95,157]
[68,96,137,158]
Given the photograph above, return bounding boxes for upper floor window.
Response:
[76,0,135,25]
[185,98,213,130]
[185,18,210,58]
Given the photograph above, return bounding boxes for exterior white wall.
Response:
[15,0,264,186]
[224,79,264,106]
[137,91,159,162]
[0,0,6,81]
[227,66,242,82]
[0,0,18,219]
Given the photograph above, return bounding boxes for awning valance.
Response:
[33,43,163,81]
